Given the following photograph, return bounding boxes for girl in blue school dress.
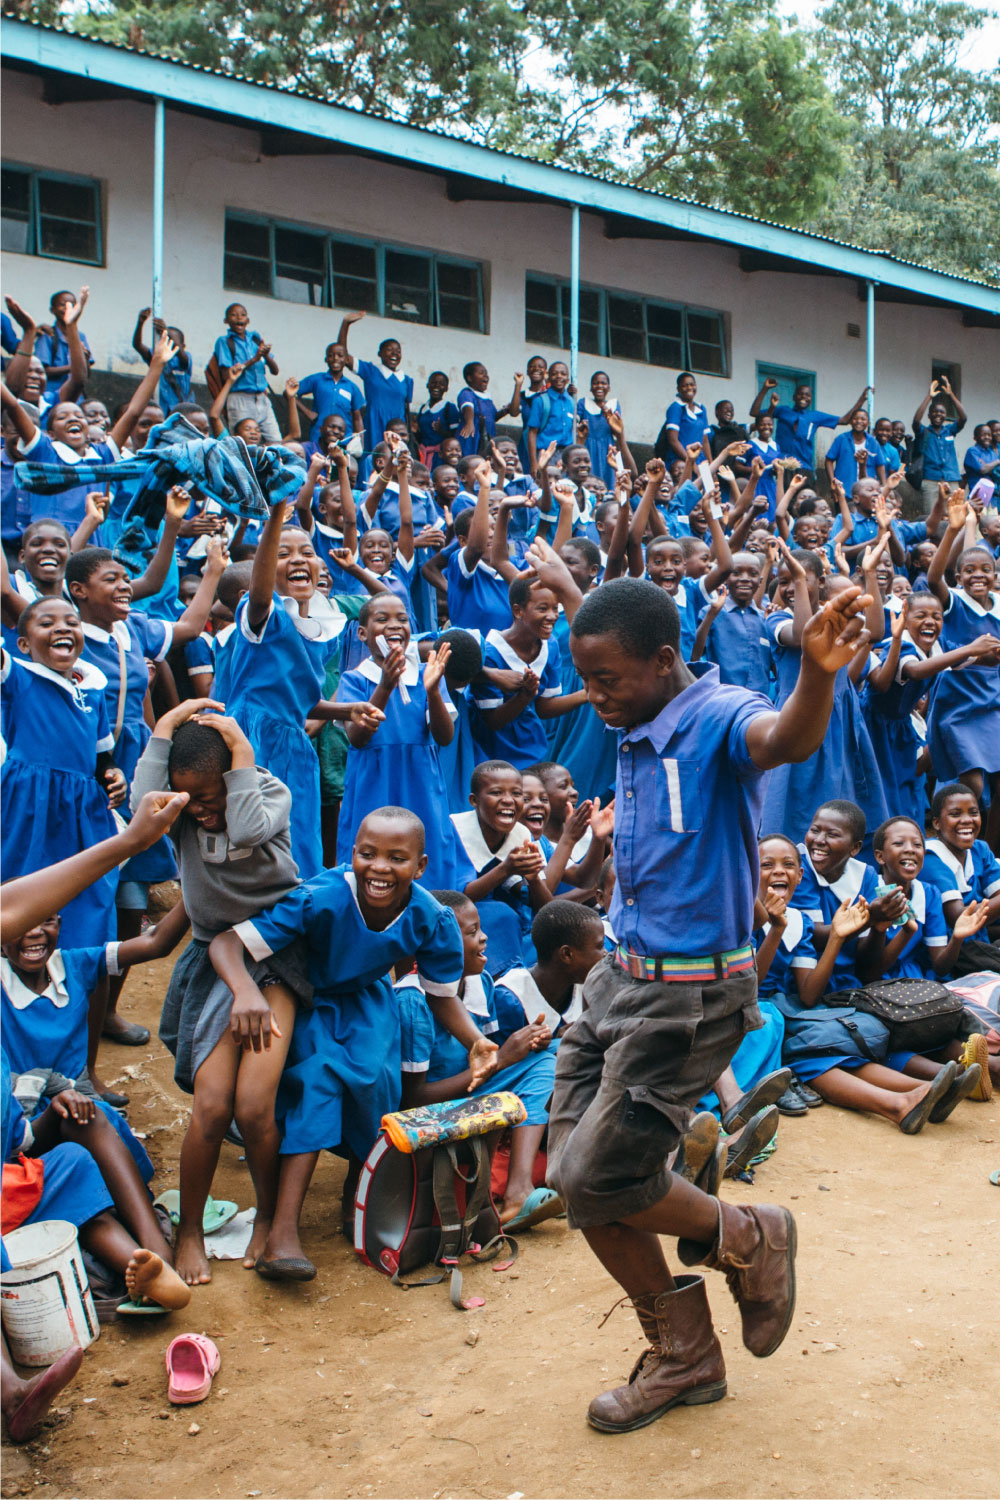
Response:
[335,593,469,888]
[226,499,382,879]
[759,547,887,848]
[926,493,1000,845]
[362,443,446,633]
[0,594,123,948]
[544,536,619,802]
[338,311,414,453]
[414,371,460,467]
[577,371,622,488]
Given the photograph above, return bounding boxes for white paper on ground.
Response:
[206,1207,257,1260]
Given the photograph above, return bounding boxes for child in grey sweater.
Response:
[131,699,308,1286]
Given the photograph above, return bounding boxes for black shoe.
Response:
[790,1077,823,1108]
[724,1106,779,1178]
[98,1088,129,1110]
[928,1064,981,1124]
[720,1069,792,1134]
[776,1086,808,1117]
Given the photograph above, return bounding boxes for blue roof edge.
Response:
[3,18,999,314]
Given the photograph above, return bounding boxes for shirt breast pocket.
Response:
[654,758,703,834]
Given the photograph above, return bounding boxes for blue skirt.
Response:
[865,714,924,827]
[31,1141,113,1228]
[237,708,322,879]
[276,978,399,1159]
[928,673,1000,780]
[0,760,118,947]
[760,687,888,844]
[337,743,468,890]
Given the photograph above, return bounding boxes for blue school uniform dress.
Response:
[1,651,118,946]
[527,390,575,456]
[664,399,710,454]
[445,550,512,634]
[437,680,487,813]
[517,390,545,469]
[415,399,460,457]
[358,361,414,452]
[209,622,237,703]
[0,951,153,1182]
[877,880,949,980]
[334,649,469,888]
[1,450,32,554]
[703,599,772,696]
[15,430,120,532]
[577,398,621,487]
[235,871,464,1158]
[545,611,618,803]
[746,437,779,518]
[492,964,583,1046]
[34,327,94,392]
[81,614,178,888]
[398,970,556,1126]
[917,421,961,483]
[298,371,365,441]
[371,482,446,633]
[456,387,498,458]
[471,629,563,768]
[773,405,838,469]
[923,837,1000,909]
[759,610,887,847]
[825,431,883,488]
[449,811,535,974]
[183,631,215,689]
[1,1054,112,1254]
[927,587,1000,781]
[861,630,933,826]
[227,594,346,880]
[791,847,879,991]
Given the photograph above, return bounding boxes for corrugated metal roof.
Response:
[3,14,998,298]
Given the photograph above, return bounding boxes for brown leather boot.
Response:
[586,1275,727,1433]
[678,1199,796,1358]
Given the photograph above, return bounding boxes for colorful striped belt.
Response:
[615,942,755,983]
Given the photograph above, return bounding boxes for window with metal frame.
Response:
[224,212,484,331]
[525,273,728,375]
[1,163,102,265]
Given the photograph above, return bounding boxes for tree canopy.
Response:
[5,0,998,282]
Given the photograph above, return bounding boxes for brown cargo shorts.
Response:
[546,954,761,1229]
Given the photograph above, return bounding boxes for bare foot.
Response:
[125,1248,191,1309]
[243,1215,270,1269]
[4,1346,84,1444]
[499,1194,527,1225]
[174,1224,212,1285]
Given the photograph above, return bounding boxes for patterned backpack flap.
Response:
[851,978,964,1052]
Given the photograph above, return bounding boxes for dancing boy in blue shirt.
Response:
[751,376,870,482]
[545,571,873,1435]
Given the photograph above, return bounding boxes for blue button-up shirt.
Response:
[608,668,773,957]
[704,599,772,696]
[918,421,961,482]
[773,405,838,467]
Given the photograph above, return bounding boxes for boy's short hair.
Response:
[216,560,254,613]
[64,547,113,589]
[872,815,924,852]
[358,805,425,852]
[561,537,601,567]
[437,628,483,683]
[816,799,866,843]
[531,899,603,962]
[470,760,519,796]
[957,546,995,571]
[930,781,974,820]
[456,455,481,481]
[593,500,618,527]
[16,596,78,635]
[173,402,205,419]
[523,760,558,782]
[789,547,824,581]
[679,536,707,559]
[430,889,474,914]
[453,508,474,540]
[169,720,232,779]
[20,518,72,548]
[508,573,537,612]
[358,590,403,629]
[462,362,484,383]
[229,544,258,562]
[758,832,801,860]
[571,578,680,658]
[904,590,939,610]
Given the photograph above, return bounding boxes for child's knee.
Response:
[233,1093,277,1139]
[191,1087,235,1141]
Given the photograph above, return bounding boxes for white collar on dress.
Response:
[17,656,107,695]
[485,628,549,677]
[924,838,972,893]
[582,395,619,416]
[803,847,867,903]
[498,966,582,1032]
[761,908,805,952]
[952,586,1000,620]
[450,809,530,872]
[356,641,422,688]
[343,869,406,931]
[278,594,346,642]
[1,951,69,1011]
[81,619,132,648]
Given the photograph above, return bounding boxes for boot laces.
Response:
[598,1294,670,1357]
[722,1255,752,1303]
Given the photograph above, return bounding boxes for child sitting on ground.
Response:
[131,701,310,1286]
[493,899,606,1043]
[397,890,557,1228]
[208,808,498,1275]
[923,782,1000,983]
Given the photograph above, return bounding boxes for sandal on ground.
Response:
[928,1064,982,1123]
[899,1062,957,1135]
[723,1106,779,1178]
[958,1035,993,1102]
[720,1070,792,1134]
[166,1334,221,1404]
[503,1186,564,1234]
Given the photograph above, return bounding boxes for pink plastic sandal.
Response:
[165,1333,221,1405]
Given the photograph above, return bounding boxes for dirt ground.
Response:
[3,948,999,1500]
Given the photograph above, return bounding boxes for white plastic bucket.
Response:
[1,1219,100,1366]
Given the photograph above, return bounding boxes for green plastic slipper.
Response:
[154,1190,239,1235]
[116,1297,171,1316]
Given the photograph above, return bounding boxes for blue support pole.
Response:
[152,97,165,319]
[866,279,876,418]
[570,204,580,436]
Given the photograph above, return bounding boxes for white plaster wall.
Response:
[3,68,997,452]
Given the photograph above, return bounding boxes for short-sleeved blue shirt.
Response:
[298,371,364,440]
[773,405,838,467]
[214,331,268,393]
[918,421,961,482]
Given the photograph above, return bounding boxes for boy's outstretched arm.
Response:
[746,587,872,770]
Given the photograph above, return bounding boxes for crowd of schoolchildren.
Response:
[1,285,998,1437]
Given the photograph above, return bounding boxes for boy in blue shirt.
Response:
[213,303,281,442]
[295,341,365,444]
[131,308,192,415]
[911,377,967,513]
[751,376,870,481]
[526,361,574,474]
[824,410,886,491]
[35,290,94,393]
[544,569,873,1435]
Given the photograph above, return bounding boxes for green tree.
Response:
[811,0,1000,281]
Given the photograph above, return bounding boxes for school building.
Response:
[3,18,999,456]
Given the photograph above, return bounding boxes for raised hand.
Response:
[590,795,615,841]
[831,896,870,939]
[954,898,990,939]
[4,297,36,334]
[284,376,299,397]
[63,287,89,326]
[708,584,728,616]
[605,408,624,438]
[191,713,254,762]
[645,457,666,484]
[946,489,968,531]
[165,484,193,521]
[423,642,451,692]
[776,536,807,579]
[537,440,558,471]
[205,534,230,573]
[800,584,873,675]
[152,330,179,367]
[861,530,891,572]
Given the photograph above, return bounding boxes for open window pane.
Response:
[331,239,378,311]
[1,168,31,253]
[385,249,432,322]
